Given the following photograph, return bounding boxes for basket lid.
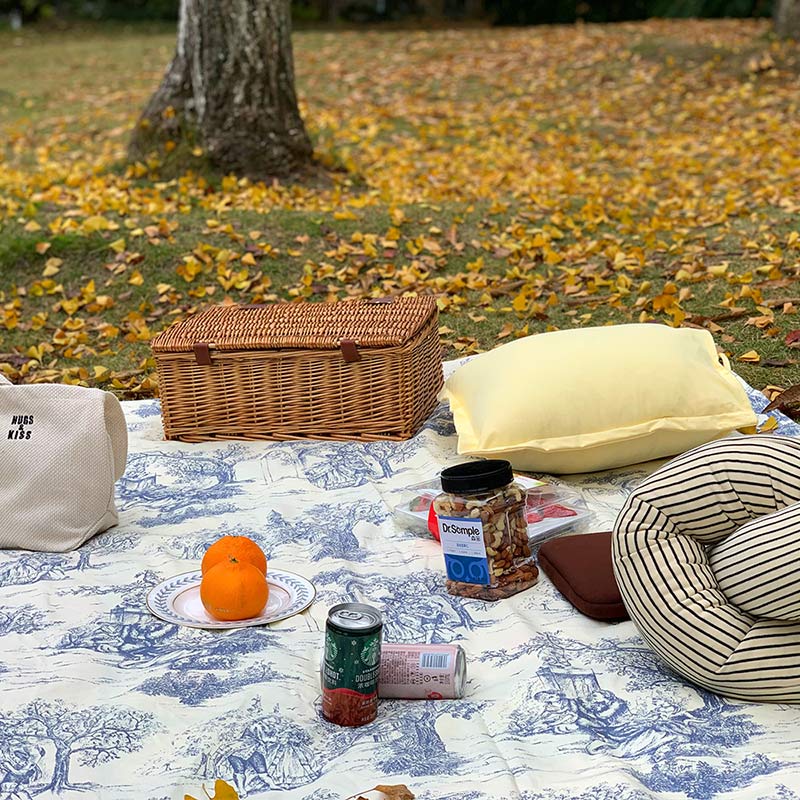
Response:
[150,296,438,354]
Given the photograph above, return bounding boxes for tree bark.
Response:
[49,744,71,793]
[417,0,447,16]
[129,0,313,179]
[317,0,343,21]
[775,0,800,37]
[462,0,485,18]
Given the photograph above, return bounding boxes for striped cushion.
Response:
[710,505,800,621]
[612,436,800,703]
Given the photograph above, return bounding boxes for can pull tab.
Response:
[338,610,365,621]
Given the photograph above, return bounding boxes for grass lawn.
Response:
[1,19,799,397]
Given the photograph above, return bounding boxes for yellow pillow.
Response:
[441,324,757,474]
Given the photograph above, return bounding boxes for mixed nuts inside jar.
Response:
[433,460,539,601]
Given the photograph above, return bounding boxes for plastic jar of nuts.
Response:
[433,460,539,601]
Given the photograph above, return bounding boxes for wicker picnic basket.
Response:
[150,296,442,442]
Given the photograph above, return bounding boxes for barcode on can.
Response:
[420,652,450,670]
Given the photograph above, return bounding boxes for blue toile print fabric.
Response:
[1,363,799,800]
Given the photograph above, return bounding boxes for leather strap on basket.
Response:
[340,339,361,363]
[193,343,212,366]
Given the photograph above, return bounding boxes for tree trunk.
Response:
[775,0,800,37]
[462,0,484,18]
[129,0,313,179]
[418,0,447,16]
[49,744,71,793]
[317,0,343,21]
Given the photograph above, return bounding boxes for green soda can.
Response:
[322,603,383,726]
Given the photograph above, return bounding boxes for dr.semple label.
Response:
[437,515,490,584]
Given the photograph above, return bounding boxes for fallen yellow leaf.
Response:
[511,292,529,313]
[759,416,779,432]
[42,258,63,277]
[82,215,115,233]
[185,779,240,800]
[390,208,406,226]
[497,322,514,339]
[737,350,761,363]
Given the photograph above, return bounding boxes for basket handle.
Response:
[340,339,361,363]
[193,343,212,366]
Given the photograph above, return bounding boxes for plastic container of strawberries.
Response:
[394,475,589,546]
[523,485,591,546]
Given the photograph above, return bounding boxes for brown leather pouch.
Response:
[538,531,629,622]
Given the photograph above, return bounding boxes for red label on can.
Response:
[322,687,378,727]
[322,619,381,726]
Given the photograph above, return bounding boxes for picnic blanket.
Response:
[2,364,800,800]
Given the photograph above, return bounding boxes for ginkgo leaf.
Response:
[762,385,786,401]
[374,785,415,800]
[82,215,116,233]
[738,350,761,363]
[42,258,63,277]
[210,780,240,799]
[184,779,239,800]
[759,416,779,432]
[511,292,529,313]
[497,323,514,339]
[344,785,414,800]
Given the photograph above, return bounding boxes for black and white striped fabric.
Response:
[613,435,800,703]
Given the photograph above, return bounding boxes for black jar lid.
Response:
[440,460,514,494]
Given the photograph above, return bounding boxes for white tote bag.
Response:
[0,375,128,552]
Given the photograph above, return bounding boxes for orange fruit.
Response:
[201,535,267,577]
[200,556,269,621]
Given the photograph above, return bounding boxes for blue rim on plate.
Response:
[146,568,316,630]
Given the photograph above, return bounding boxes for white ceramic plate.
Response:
[146,568,316,630]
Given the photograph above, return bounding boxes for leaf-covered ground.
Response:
[1,19,799,396]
